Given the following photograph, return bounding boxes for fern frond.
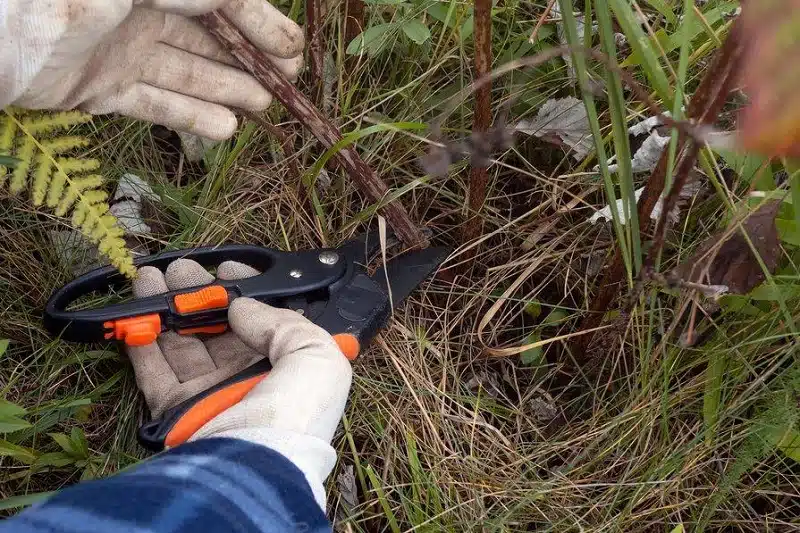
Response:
[22,110,92,135]
[56,157,100,174]
[10,136,35,194]
[53,174,103,215]
[31,152,53,205]
[41,136,90,154]
[1,108,135,277]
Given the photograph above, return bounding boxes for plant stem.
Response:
[199,11,429,249]
[461,0,492,251]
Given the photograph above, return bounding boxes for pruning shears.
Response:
[44,232,449,451]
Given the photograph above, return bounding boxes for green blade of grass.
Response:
[596,0,642,273]
[559,0,634,281]
[365,463,402,533]
[609,0,674,106]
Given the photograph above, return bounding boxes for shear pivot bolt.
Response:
[289,269,302,279]
[318,251,339,265]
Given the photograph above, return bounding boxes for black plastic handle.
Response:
[44,244,347,343]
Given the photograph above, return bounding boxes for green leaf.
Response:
[703,353,727,446]
[0,439,38,464]
[459,14,474,41]
[365,0,406,4]
[769,426,800,462]
[401,19,431,45]
[622,2,738,67]
[542,308,570,326]
[0,398,27,418]
[70,427,89,458]
[668,525,685,533]
[346,23,395,56]
[0,339,8,358]
[609,0,673,104]
[524,300,542,319]
[749,283,800,302]
[0,416,31,433]
[718,294,764,316]
[716,149,775,190]
[777,219,800,247]
[520,333,544,366]
[644,0,677,24]
[49,432,77,456]
[0,492,55,511]
[33,451,76,468]
[426,2,458,28]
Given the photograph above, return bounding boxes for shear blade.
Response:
[372,246,450,307]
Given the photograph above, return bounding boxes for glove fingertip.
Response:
[133,266,169,298]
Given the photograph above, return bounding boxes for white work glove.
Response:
[128,258,353,509]
[1,0,304,140]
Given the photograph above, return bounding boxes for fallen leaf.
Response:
[464,368,503,398]
[609,130,671,173]
[737,1,800,157]
[590,172,703,226]
[676,200,782,294]
[336,464,358,512]
[601,113,673,174]
[515,97,593,161]
[177,132,219,163]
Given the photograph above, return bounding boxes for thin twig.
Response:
[529,0,558,43]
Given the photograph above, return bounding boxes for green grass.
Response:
[2,0,800,530]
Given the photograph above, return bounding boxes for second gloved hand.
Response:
[127,257,352,510]
[1,0,304,140]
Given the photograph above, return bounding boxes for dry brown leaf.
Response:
[677,200,782,294]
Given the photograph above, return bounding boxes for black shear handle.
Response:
[43,244,344,343]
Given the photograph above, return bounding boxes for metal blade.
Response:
[372,246,451,308]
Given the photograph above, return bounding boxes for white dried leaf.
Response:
[515,97,593,161]
[110,201,152,235]
[590,176,704,226]
[607,131,671,173]
[178,131,219,163]
[628,113,670,137]
[589,187,644,225]
[113,173,159,203]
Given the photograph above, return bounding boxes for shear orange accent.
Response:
[104,314,161,346]
[177,324,228,336]
[174,285,229,314]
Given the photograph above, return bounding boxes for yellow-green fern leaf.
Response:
[2,107,135,278]
[22,110,92,135]
[57,157,100,174]
[42,136,89,154]
[0,115,14,151]
[54,174,103,215]
[31,151,53,206]
[10,136,35,194]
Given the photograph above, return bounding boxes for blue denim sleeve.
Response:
[1,438,331,533]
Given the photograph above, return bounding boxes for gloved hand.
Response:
[127,258,353,508]
[1,0,304,140]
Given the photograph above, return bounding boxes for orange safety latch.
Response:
[174,285,229,314]
[174,285,230,336]
[104,314,162,347]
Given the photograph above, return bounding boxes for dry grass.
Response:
[2,1,800,531]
